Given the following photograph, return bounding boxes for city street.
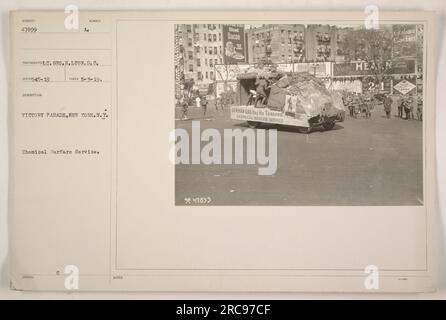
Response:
[175,106,423,206]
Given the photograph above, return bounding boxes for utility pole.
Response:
[265,36,272,65]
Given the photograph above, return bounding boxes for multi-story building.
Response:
[392,24,421,59]
[304,24,337,62]
[245,24,351,64]
[176,24,225,90]
[332,26,353,62]
[246,24,306,64]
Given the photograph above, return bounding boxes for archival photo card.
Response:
[8,10,438,292]
[174,23,425,206]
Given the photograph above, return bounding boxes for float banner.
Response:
[231,106,308,127]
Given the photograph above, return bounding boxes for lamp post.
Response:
[265,36,272,65]
[292,35,296,73]
[292,35,300,73]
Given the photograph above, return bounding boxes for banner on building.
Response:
[222,25,246,64]
[333,60,416,77]
[393,24,417,43]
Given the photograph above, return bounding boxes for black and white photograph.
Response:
[174,23,424,206]
[3,6,443,297]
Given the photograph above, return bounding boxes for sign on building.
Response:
[222,25,246,64]
[333,60,416,77]
[361,77,392,93]
[393,79,416,95]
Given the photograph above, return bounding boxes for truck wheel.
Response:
[247,121,261,129]
[322,121,335,130]
[297,126,312,134]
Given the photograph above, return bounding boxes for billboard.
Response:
[393,24,417,43]
[393,79,416,95]
[222,25,246,64]
[333,60,416,77]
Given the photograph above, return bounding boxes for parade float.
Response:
[231,69,345,133]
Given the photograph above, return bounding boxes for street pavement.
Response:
[175,105,423,206]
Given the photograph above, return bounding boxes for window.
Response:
[195,46,200,53]
[219,46,222,54]
[204,34,207,41]
[204,46,207,54]
[219,33,221,41]
[187,39,192,47]
[220,58,223,63]
[205,58,208,66]
[209,59,213,67]
[213,34,217,41]
[209,34,212,42]
[196,59,201,67]
[209,47,213,54]
[188,51,193,59]
[205,71,208,79]
[188,64,193,72]
[210,71,214,80]
[214,47,217,55]
[214,59,218,65]
[186,25,191,32]
[197,71,202,80]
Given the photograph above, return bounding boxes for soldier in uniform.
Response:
[397,95,403,118]
[384,95,392,119]
[417,95,423,121]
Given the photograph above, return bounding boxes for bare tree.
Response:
[215,62,241,92]
[339,27,393,90]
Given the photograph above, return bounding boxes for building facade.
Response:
[176,24,225,90]
[245,24,352,64]
[246,24,306,65]
[304,24,336,62]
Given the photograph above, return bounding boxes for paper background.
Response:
[1,0,446,299]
